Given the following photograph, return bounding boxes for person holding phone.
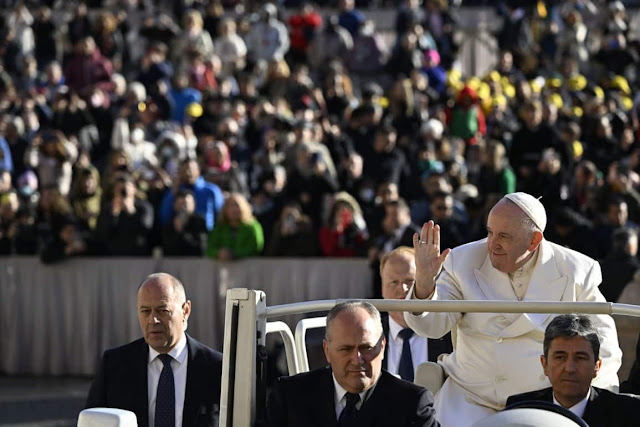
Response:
[95,173,154,255]
[162,189,207,256]
[319,192,369,257]
[266,201,317,257]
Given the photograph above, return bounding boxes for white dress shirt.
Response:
[331,373,376,420]
[147,334,188,427]
[553,388,590,419]
[386,316,429,376]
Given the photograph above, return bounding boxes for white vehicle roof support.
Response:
[266,321,300,375]
[220,289,267,427]
[294,316,327,373]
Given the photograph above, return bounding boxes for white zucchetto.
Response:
[502,192,547,232]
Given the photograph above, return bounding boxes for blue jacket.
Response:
[160,176,224,231]
[169,87,202,123]
[0,137,13,173]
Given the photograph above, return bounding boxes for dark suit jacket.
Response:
[381,313,453,369]
[620,330,640,394]
[85,334,223,427]
[372,222,420,252]
[266,367,440,427]
[506,386,640,427]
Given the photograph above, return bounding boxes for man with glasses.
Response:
[266,301,440,426]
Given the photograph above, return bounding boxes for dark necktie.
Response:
[155,354,175,427]
[338,392,360,426]
[398,328,415,382]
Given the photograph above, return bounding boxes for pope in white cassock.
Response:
[404,192,622,427]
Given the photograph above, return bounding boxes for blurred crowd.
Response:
[0,0,640,293]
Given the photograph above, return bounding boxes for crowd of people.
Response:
[11,1,631,425]
[0,0,639,293]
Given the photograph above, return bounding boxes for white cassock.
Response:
[404,238,622,427]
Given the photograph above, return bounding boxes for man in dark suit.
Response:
[369,198,421,298]
[506,314,640,427]
[266,301,440,427]
[620,329,640,394]
[85,273,223,427]
[379,246,453,381]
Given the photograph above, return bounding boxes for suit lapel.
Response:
[515,387,553,404]
[474,241,569,336]
[473,255,526,330]
[381,315,390,371]
[135,340,150,427]
[183,335,200,427]
[315,368,339,427]
[356,372,394,426]
[474,255,514,302]
[523,240,568,326]
[583,386,603,426]
[541,387,554,402]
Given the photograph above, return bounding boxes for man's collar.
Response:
[331,371,377,405]
[509,247,539,279]
[148,333,188,364]
[388,316,407,341]
[553,387,591,418]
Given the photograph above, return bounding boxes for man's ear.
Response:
[323,339,330,363]
[541,354,549,377]
[594,357,602,378]
[183,300,192,320]
[529,230,543,251]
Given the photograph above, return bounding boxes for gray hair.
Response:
[543,314,600,360]
[325,301,382,341]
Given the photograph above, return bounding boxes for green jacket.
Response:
[206,219,264,259]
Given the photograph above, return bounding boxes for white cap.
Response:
[502,192,547,232]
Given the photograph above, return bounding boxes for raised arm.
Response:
[412,220,451,299]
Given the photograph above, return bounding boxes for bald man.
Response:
[266,301,439,427]
[86,273,223,427]
[404,192,622,427]
[379,246,452,381]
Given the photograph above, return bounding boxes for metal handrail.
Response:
[265,299,640,318]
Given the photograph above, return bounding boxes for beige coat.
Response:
[405,238,622,426]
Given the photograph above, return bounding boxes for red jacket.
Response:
[288,12,322,52]
[64,49,114,95]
